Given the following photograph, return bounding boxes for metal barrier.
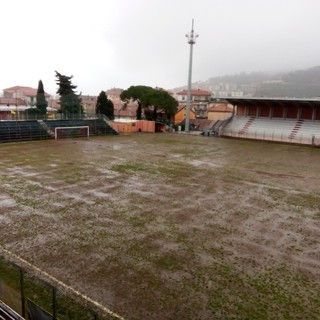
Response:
[221,129,320,145]
[0,251,124,320]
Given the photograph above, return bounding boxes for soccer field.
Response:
[1,133,320,319]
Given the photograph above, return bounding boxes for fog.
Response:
[1,0,319,95]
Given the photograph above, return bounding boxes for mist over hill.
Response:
[173,66,320,98]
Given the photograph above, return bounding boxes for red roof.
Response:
[4,86,49,97]
[48,99,60,109]
[176,89,212,96]
[208,103,233,113]
[0,97,26,106]
[114,101,138,117]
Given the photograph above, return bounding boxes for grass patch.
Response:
[207,263,320,319]
[0,258,94,319]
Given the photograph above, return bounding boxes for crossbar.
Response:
[54,126,89,140]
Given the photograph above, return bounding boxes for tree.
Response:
[55,71,83,116]
[136,104,142,120]
[120,85,153,120]
[120,85,178,121]
[140,89,178,121]
[26,80,48,118]
[96,91,114,119]
[36,80,48,115]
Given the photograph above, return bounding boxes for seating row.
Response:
[223,116,320,144]
[0,120,51,142]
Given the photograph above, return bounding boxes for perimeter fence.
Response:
[222,129,320,145]
[0,254,123,320]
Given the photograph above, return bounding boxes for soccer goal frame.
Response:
[54,126,90,140]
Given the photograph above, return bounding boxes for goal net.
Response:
[54,126,90,140]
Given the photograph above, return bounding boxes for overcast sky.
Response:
[1,0,320,95]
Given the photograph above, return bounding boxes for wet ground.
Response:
[1,133,320,319]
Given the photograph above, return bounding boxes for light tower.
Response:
[185,19,198,132]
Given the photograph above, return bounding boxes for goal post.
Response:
[54,126,90,140]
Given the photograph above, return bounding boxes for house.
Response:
[175,88,212,103]
[80,95,97,116]
[113,100,138,120]
[3,86,50,107]
[173,105,196,125]
[0,97,26,120]
[175,89,212,119]
[1,86,58,120]
[106,88,123,102]
[207,103,234,121]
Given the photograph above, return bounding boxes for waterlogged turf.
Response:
[1,134,320,319]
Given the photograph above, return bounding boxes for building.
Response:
[1,86,57,120]
[222,97,320,145]
[106,88,123,103]
[113,100,138,120]
[175,89,212,119]
[3,86,50,107]
[80,95,97,116]
[207,103,234,121]
[173,105,196,125]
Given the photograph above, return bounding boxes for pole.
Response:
[185,41,193,132]
[185,19,198,133]
[20,268,26,318]
[52,286,57,320]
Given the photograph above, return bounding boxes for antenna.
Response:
[186,19,199,45]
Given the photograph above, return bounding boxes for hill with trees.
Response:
[174,66,320,98]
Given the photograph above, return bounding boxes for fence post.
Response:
[52,286,57,320]
[20,268,26,318]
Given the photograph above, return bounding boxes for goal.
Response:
[54,126,90,140]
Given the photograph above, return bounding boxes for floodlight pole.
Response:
[185,19,198,133]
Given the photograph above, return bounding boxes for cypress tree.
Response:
[36,80,48,115]
[96,91,114,119]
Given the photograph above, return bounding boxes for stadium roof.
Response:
[220,97,320,109]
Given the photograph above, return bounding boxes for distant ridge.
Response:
[172,66,320,98]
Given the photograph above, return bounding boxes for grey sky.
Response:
[1,0,319,95]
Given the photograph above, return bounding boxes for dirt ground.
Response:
[1,133,320,319]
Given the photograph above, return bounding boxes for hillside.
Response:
[174,66,320,98]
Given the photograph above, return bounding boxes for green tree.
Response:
[120,85,152,120]
[136,104,142,120]
[140,89,178,121]
[120,85,178,121]
[36,80,48,115]
[55,71,83,117]
[96,91,114,119]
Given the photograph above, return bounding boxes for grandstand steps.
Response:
[288,119,304,140]
[37,120,55,137]
[239,116,255,134]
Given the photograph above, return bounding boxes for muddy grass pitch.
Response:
[1,133,320,319]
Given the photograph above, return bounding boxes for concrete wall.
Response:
[111,120,155,133]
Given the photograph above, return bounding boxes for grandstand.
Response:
[0,118,118,143]
[219,97,320,145]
